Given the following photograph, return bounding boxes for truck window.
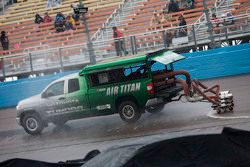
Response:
[124,64,148,80]
[89,72,110,86]
[89,63,148,87]
[68,78,80,93]
[151,61,165,72]
[46,81,64,97]
[97,73,109,84]
[151,61,172,73]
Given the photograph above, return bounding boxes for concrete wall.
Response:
[176,43,250,79]
[0,71,77,108]
[0,43,250,108]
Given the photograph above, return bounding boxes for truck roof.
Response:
[79,50,185,75]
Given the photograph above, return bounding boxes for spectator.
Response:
[72,13,80,22]
[211,13,221,34]
[55,12,65,23]
[185,0,195,9]
[160,10,172,24]
[168,0,179,13]
[225,12,235,25]
[34,14,44,24]
[0,31,9,50]
[212,14,220,27]
[44,12,53,23]
[71,3,80,22]
[176,15,187,37]
[165,29,173,47]
[150,12,161,30]
[14,43,20,49]
[65,15,76,30]
[112,27,126,57]
[54,12,66,32]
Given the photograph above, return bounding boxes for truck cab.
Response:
[16,50,187,135]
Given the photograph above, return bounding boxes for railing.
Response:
[0,14,249,79]
[194,0,233,31]
[0,0,16,15]
[92,0,144,41]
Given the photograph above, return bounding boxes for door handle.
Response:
[58,97,65,100]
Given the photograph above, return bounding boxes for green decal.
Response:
[106,82,141,96]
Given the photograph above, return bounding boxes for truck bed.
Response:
[152,71,183,99]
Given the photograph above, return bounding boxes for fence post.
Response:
[123,38,127,56]
[29,52,33,73]
[133,36,138,54]
[225,28,229,45]
[1,58,5,78]
[58,48,64,71]
[192,25,197,51]
[130,36,135,55]
[162,31,167,49]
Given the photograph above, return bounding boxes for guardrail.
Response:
[0,13,249,79]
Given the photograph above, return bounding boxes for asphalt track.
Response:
[1,74,250,163]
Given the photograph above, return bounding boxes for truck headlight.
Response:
[16,104,22,110]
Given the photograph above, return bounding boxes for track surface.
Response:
[1,74,250,162]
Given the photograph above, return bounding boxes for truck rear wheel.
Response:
[22,113,44,135]
[118,101,141,123]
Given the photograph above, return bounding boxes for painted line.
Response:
[207,111,250,119]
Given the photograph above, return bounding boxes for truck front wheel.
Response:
[118,101,141,123]
[22,113,44,135]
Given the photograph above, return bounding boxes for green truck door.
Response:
[87,72,114,115]
[63,77,90,119]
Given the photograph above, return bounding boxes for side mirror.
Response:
[42,92,55,98]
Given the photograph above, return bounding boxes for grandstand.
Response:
[0,0,250,80]
[0,0,122,54]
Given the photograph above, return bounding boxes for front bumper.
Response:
[16,117,21,125]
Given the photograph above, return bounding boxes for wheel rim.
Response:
[122,105,135,119]
[26,117,38,132]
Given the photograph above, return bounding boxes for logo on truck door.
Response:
[106,82,141,96]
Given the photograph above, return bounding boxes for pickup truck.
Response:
[16,50,188,135]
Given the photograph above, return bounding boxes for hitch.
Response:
[157,70,234,114]
[187,80,234,114]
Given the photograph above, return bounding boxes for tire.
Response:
[118,100,141,123]
[52,119,67,127]
[146,104,164,114]
[22,113,44,135]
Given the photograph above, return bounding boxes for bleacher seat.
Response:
[0,0,122,55]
